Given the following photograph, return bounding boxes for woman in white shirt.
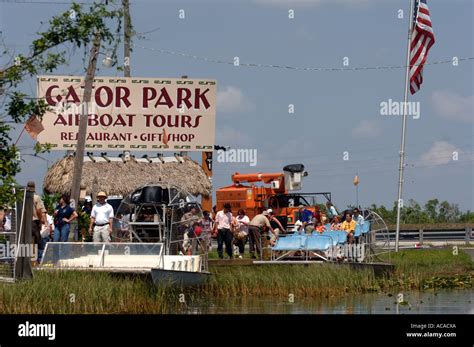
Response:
[234,209,250,259]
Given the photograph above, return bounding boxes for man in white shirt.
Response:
[326,201,338,222]
[352,208,365,226]
[213,203,233,259]
[88,191,114,243]
[3,209,11,232]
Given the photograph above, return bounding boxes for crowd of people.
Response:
[0,183,366,264]
[207,203,286,259]
[294,202,365,244]
[6,185,116,265]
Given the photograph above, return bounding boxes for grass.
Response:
[0,249,471,313]
[377,248,473,291]
[204,264,381,297]
[0,271,185,314]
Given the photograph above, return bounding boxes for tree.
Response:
[424,198,439,222]
[460,211,474,223]
[0,1,124,207]
[401,199,430,224]
[437,200,461,223]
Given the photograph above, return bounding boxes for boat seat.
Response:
[362,221,371,234]
[272,235,307,251]
[305,235,332,251]
[354,224,363,237]
[324,231,347,245]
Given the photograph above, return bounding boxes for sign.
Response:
[37,76,217,151]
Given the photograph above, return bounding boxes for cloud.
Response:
[255,0,369,7]
[351,120,382,138]
[431,90,474,123]
[217,86,254,114]
[420,141,460,166]
[216,126,253,147]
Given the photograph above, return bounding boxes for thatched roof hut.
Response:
[43,155,211,198]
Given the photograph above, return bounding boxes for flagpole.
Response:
[356,172,359,208]
[356,184,358,208]
[395,0,415,253]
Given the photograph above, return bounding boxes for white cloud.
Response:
[431,90,474,123]
[255,0,369,7]
[351,120,382,138]
[420,141,460,166]
[217,86,254,114]
[216,127,253,147]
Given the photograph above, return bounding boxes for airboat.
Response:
[40,184,211,287]
[257,208,393,271]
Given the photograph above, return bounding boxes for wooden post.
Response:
[70,33,101,205]
[123,0,131,78]
[201,151,213,212]
[91,176,99,204]
[466,227,471,245]
[419,228,423,245]
[15,182,34,280]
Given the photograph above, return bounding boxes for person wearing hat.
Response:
[88,191,114,243]
[248,210,276,259]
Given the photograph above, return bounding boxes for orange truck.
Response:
[215,164,332,229]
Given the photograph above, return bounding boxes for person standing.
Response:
[199,211,213,252]
[234,209,250,259]
[267,209,286,245]
[53,194,77,242]
[248,211,275,259]
[88,191,114,243]
[38,210,54,262]
[213,203,233,259]
[3,209,11,232]
[30,182,46,263]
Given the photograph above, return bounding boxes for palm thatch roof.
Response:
[43,156,211,197]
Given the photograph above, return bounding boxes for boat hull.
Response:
[151,268,211,287]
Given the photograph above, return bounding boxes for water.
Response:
[186,290,474,314]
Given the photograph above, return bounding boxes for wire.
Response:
[0,0,92,3]
[211,151,474,177]
[134,44,474,72]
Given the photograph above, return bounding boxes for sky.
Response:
[0,0,473,211]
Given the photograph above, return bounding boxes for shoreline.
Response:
[0,249,471,314]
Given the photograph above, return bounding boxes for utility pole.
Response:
[70,34,101,205]
[123,0,131,77]
[201,151,213,212]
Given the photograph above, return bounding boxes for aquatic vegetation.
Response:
[0,249,471,313]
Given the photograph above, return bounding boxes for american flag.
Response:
[410,0,435,94]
